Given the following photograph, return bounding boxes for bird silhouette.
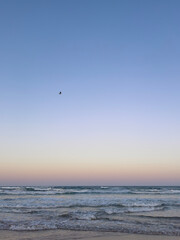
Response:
[59,91,62,95]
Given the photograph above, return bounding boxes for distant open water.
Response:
[0,186,180,235]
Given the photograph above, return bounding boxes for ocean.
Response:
[0,186,180,236]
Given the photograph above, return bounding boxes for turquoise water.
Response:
[0,186,180,235]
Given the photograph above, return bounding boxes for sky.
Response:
[0,0,180,186]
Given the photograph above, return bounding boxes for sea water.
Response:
[0,186,180,235]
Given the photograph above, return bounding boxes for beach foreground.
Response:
[1,230,180,240]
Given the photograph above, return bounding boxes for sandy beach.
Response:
[1,230,180,240]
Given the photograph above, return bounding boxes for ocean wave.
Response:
[126,206,164,213]
[0,201,168,210]
[0,218,179,236]
[1,186,180,196]
[25,187,52,192]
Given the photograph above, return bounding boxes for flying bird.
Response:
[59,91,62,95]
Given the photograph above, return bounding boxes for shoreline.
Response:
[0,230,180,240]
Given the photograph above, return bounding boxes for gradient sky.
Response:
[0,0,180,185]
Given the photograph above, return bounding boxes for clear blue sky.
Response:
[0,0,180,185]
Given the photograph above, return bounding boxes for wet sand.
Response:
[1,230,180,240]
